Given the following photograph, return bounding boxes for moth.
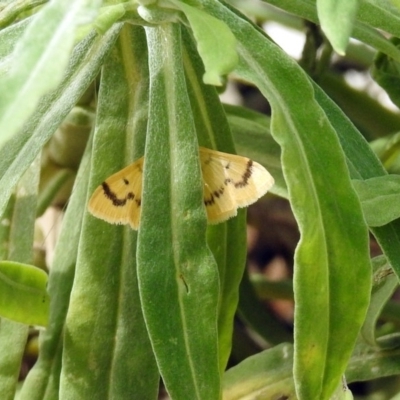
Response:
[88,147,274,229]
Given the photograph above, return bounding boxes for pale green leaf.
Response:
[0,0,101,150]
[172,0,238,85]
[0,261,49,327]
[317,0,359,55]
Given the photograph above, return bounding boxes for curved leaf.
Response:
[203,3,371,399]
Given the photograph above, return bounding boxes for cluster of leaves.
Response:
[1,0,400,399]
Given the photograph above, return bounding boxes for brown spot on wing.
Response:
[102,182,135,207]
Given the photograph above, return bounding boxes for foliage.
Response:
[0,0,400,399]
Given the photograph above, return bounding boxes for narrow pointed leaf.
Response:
[182,28,247,372]
[19,145,90,400]
[60,26,159,399]
[138,24,220,399]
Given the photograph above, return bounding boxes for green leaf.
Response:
[223,343,295,400]
[0,261,49,326]
[352,175,400,227]
[202,2,371,399]
[138,24,220,399]
[182,28,249,372]
[60,26,159,399]
[317,0,359,55]
[19,128,91,400]
[171,0,238,85]
[0,25,121,219]
[0,0,101,150]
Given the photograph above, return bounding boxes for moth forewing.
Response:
[88,158,144,230]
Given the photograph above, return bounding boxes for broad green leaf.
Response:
[171,0,238,85]
[317,0,359,55]
[138,24,220,399]
[223,343,295,400]
[203,2,371,399]
[0,0,101,150]
[352,175,400,227]
[182,28,248,372]
[0,25,121,219]
[360,255,398,347]
[60,26,159,399]
[0,261,48,326]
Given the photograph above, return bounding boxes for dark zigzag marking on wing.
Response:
[102,182,135,207]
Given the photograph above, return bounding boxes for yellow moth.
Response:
[88,147,274,229]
